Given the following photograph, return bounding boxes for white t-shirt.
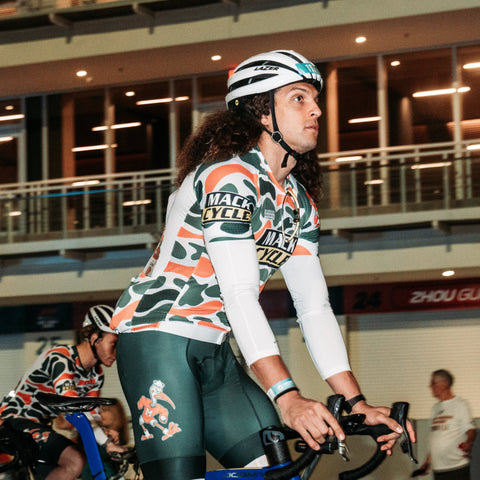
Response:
[430,396,475,472]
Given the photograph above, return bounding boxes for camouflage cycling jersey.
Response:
[0,345,103,424]
[111,147,320,336]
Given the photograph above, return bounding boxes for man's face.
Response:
[94,332,118,367]
[262,81,321,154]
[429,375,447,399]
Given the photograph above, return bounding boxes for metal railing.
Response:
[1,141,479,253]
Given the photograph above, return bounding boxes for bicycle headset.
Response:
[82,305,116,362]
[225,49,323,168]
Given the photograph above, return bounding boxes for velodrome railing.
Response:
[0,140,479,255]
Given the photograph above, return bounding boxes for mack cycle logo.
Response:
[256,229,298,268]
[202,192,253,224]
[136,379,181,441]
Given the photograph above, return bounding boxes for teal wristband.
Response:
[267,378,297,402]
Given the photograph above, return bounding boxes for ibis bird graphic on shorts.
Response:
[137,380,181,441]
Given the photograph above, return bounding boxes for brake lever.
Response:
[390,402,417,464]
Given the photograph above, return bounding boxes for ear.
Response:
[90,332,100,345]
[260,112,271,128]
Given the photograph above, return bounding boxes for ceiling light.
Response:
[8,211,22,217]
[336,155,363,162]
[355,36,366,44]
[412,87,470,98]
[136,96,190,105]
[92,122,141,131]
[390,60,400,67]
[411,161,452,170]
[72,144,117,152]
[463,62,480,70]
[76,70,87,77]
[442,270,455,277]
[364,179,384,185]
[0,114,24,121]
[348,116,381,124]
[0,136,14,142]
[72,179,101,186]
[5,105,14,111]
[125,91,135,97]
[466,143,480,151]
[211,55,222,61]
[122,199,152,206]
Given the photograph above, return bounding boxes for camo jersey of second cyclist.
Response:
[0,345,103,424]
[111,147,320,336]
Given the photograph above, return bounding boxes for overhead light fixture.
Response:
[0,114,24,122]
[336,155,363,162]
[411,161,452,170]
[76,70,88,77]
[8,211,22,217]
[412,87,470,98]
[72,144,117,152]
[0,136,14,142]
[72,179,101,186]
[123,199,152,206]
[463,62,480,70]
[390,60,400,67]
[92,122,141,131]
[466,143,480,151]
[442,270,455,277]
[136,96,190,105]
[211,55,222,61]
[348,116,381,124]
[355,36,366,44]
[125,91,135,97]
[5,105,14,111]
[364,179,384,185]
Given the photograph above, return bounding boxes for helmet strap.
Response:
[265,90,305,168]
[89,336,101,364]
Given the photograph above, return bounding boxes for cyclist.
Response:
[111,50,415,480]
[0,305,125,480]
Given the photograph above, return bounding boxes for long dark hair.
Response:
[176,93,324,203]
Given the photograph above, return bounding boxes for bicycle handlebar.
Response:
[263,394,417,480]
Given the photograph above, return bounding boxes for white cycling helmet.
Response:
[83,305,115,334]
[225,50,323,109]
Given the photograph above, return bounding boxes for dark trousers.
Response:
[434,465,470,480]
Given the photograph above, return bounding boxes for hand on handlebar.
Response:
[351,402,416,455]
[276,390,345,451]
[105,438,128,455]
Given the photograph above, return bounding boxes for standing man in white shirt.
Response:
[416,369,476,479]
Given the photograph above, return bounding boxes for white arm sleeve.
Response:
[206,239,280,366]
[280,255,351,379]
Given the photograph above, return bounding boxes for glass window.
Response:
[72,89,105,176]
[111,81,171,173]
[336,57,378,151]
[457,45,480,141]
[0,99,22,184]
[386,49,452,146]
[0,98,23,127]
[0,135,18,184]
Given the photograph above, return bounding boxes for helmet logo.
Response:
[254,65,279,71]
[296,62,320,76]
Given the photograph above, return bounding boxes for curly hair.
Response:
[176,93,324,204]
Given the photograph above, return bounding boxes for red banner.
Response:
[344,279,480,314]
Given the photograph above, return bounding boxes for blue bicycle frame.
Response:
[66,412,107,480]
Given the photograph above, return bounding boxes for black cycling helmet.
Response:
[83,305,115,335]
